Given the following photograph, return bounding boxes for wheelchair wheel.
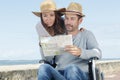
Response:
[95,68,104,80]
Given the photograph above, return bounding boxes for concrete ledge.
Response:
[0,64,40,72]
[0,60,120,80]
[0,64,40,80]
[96,60,120,73]
[95,60,120,80]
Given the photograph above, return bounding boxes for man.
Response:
[38,2,102,80]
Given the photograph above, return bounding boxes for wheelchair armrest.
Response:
[89,57,99,61]
[39,56,57,68]
[39,59,52,64]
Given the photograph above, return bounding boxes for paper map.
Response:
[40,35,73,56]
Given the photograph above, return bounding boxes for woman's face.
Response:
[42,11,55,27]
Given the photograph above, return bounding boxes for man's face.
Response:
[64,13,82,32]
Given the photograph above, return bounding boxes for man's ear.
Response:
[79,18,83,24]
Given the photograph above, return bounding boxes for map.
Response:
[40,35,73,56]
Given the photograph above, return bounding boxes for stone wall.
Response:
[0,64,40,80]
[96,60,120,74]
[95,60,120,79]
[0,60,120,80]
[0,69,37,80]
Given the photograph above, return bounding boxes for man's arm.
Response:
[64,31,102,60]
[80,31,102,59]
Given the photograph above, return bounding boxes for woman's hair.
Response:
[40,12,66,36]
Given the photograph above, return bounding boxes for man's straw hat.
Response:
[32,0,65,17]
[65,2,85,17]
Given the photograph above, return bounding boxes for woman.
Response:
[32,0,67,67]
[32,0,66,37]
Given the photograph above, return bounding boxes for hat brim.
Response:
[62,10,85,17]
[32,8,66,17]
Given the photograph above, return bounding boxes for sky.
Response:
[0,0,120,60]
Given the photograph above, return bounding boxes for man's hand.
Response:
[80,27,85,32]
[64,45,82,57]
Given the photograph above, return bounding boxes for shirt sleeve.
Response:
[36,22,51,37]
[80,31,102,59]
[35,22,53,60]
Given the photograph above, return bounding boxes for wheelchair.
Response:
[88,57,104,80]
[39,57,104,80]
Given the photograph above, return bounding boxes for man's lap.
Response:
[38,64,88,80]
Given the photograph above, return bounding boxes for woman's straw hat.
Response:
[32,0,65,17]
[65,2,85,17]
